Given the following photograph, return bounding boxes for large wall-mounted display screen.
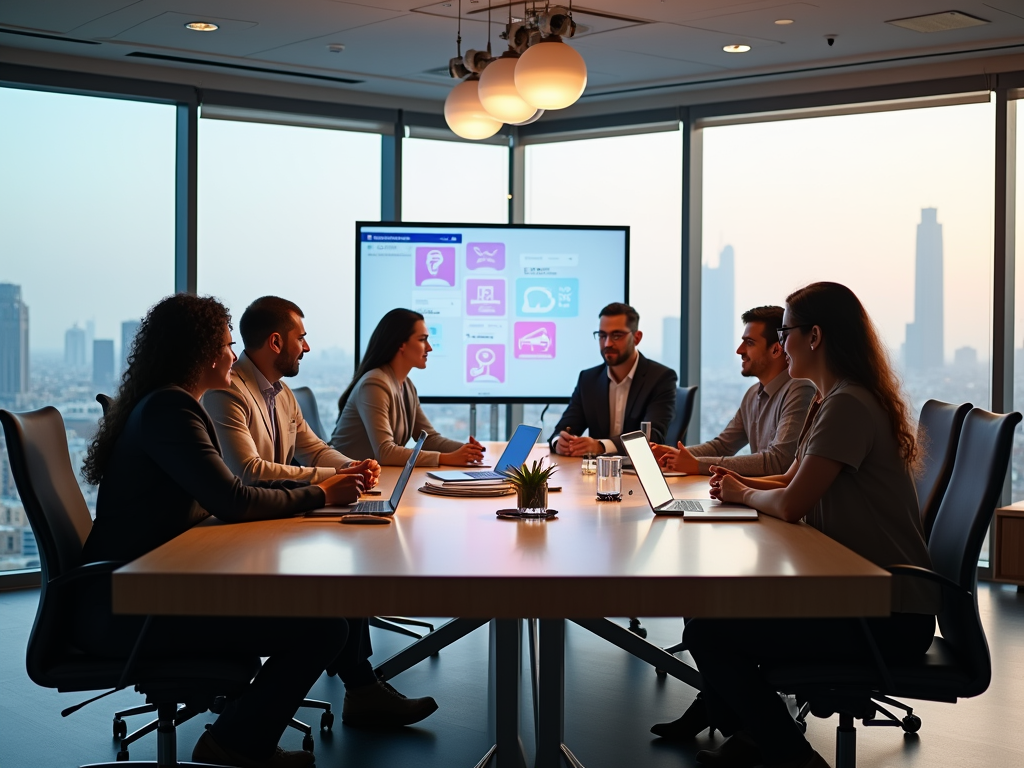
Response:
[356,222,629,402]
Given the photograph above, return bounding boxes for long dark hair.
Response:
[786,282,918,470]
[337,308,424,415]
[82,294,232,485]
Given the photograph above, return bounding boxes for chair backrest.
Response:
[915,399,971,541]
[664,386,698,445]
[1,408,95,686]
[292,386,326,441]
[95,393,113,416]
[927,407,1021,696]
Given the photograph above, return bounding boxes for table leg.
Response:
[570,618,703,689]
[374,618,489,681]
[537,619,587,768]
[478,619,526,768]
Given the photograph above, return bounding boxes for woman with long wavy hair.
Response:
[78,293,369,768]
[330,308,485,466]
[651,283,936,768]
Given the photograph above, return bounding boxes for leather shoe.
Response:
[342,679,438,727]
[695,730,762,767]
[651,695,710,741]
[192,729,314,768]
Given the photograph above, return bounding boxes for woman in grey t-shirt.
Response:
[651,283,935,768]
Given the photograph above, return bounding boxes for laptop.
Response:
[426,424,542,482]
[621,431,758,520]
[346,431,427,516]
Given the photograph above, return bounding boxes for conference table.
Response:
[112,442,891,768]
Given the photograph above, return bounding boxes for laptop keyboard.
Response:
[465,470,504,480]
[353,500,392,514]
[662,499,704,513]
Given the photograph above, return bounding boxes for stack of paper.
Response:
[418,479,515,498]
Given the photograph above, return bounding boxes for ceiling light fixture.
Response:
[444,2,586,139]
[774,19,794,25]
[723,44,751,53]
[184,22,219,32]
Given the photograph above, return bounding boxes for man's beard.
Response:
[275,351,301,378]
[603,347,633,367]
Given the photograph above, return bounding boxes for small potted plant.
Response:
[502,459,557,517]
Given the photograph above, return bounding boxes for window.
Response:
[0,86,176,571]
[524,130,683,434]
[1012,97,1024,502]
[197,118,381,433]
[700,100,995,453]
[402,138,509,225]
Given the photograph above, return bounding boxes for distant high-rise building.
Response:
[662,317,680,374]
[65,324,87,367]
[701,245,736,372]
[92,339,115,390]
[121,320,141,374]
[85,318,95,365]
[0,283,29,397]
[954,346,978,369]
[904,208,945,371]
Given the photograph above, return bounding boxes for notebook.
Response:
[621,431,758,520]
[337,431,427,517]
[426,424,542,482]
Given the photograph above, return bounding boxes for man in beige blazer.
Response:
[204,296,436,729]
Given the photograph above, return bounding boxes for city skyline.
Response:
[905,207,946,371]
[0,283,29,399]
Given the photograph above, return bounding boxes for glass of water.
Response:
[581,453,597,475]
[596,455,622,500]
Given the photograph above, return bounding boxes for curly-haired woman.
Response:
[77,294,434,768]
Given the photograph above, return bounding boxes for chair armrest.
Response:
[885,564,964,594]
[48,560,127,589]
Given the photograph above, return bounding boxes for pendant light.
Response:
[514,35,587,111]
[445,76,503,140]
[479,53,539,124]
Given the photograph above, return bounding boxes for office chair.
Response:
[291,386,434,642]
[766,407,1021,768]
[628,385,698,639]
[92,394,335,749]
[915,399,971,541]
[1,406,261,766]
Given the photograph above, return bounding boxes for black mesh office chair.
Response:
[766,407,1021,768]
[291,386,434,642]
[628,385,698,639]
[915,399,971,541]
[1,406,260,766]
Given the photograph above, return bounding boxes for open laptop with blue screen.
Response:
[426,424,542,482]
[621,431,757,520]
[345,431,427,516]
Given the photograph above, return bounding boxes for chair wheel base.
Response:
[302,734,315,752]
[902,714,922,733]
[116,750,129,762]
[321,711,335,731]
[113,718,127,740]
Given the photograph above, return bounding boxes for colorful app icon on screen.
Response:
[516,278,579,318]
[415,247,456,286]
[514,322,556,359]
[466,243,505,271]
[467,344,505,383]
[466,279,506,316]
[426,324,443,353]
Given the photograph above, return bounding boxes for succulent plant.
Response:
[502,459,557,508]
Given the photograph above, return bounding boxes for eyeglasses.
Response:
[594,331,632,342]
[776,325,811,344]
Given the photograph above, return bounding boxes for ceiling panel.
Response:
[0,0,138,34]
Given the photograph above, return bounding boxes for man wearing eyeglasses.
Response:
[549,302,677,456]
[653,305,815,476]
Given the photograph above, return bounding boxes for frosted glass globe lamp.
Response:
[514,37,587,111]
[444,76,503,140]
[478,55,539,124]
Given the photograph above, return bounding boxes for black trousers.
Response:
[683,613,935,765]
[74,585,378,758]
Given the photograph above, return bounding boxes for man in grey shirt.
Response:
[653,306,815,476]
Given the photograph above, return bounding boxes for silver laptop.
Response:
[621,431,757,520]
[347,431,427,516]
[426,424,542,482]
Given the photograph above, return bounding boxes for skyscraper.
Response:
[0,283,29,397]
[701,245,736,372]
[121,319,141,374]
[93,339,115,390]
[662,317,680,375]
[65,323,87,367]
[904,208,945,372]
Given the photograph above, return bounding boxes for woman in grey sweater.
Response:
[331,308,486,467]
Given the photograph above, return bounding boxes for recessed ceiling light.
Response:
[723,44,751,53]
[774,19,794,25]
[327,43,345,53]
[184,22,218,32]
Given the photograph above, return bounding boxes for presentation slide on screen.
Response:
[358,224,628,400]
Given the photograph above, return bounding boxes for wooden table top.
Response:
[113,443,891,619]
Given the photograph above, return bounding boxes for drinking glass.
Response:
[581,453,597,475]
[596,455,622,500]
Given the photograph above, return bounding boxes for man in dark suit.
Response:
[549,302,677,455]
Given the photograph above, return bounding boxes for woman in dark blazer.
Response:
[77,294,405,768]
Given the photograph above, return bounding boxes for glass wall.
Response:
[700,100,996,452]
[0,87,176,570]
[197,118,381,433]
[524,130,684,435]
[1013,98,1024,502]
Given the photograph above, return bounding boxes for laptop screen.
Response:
[621,431,674,509]
[495,424,542,473]
[390,431,427,506]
